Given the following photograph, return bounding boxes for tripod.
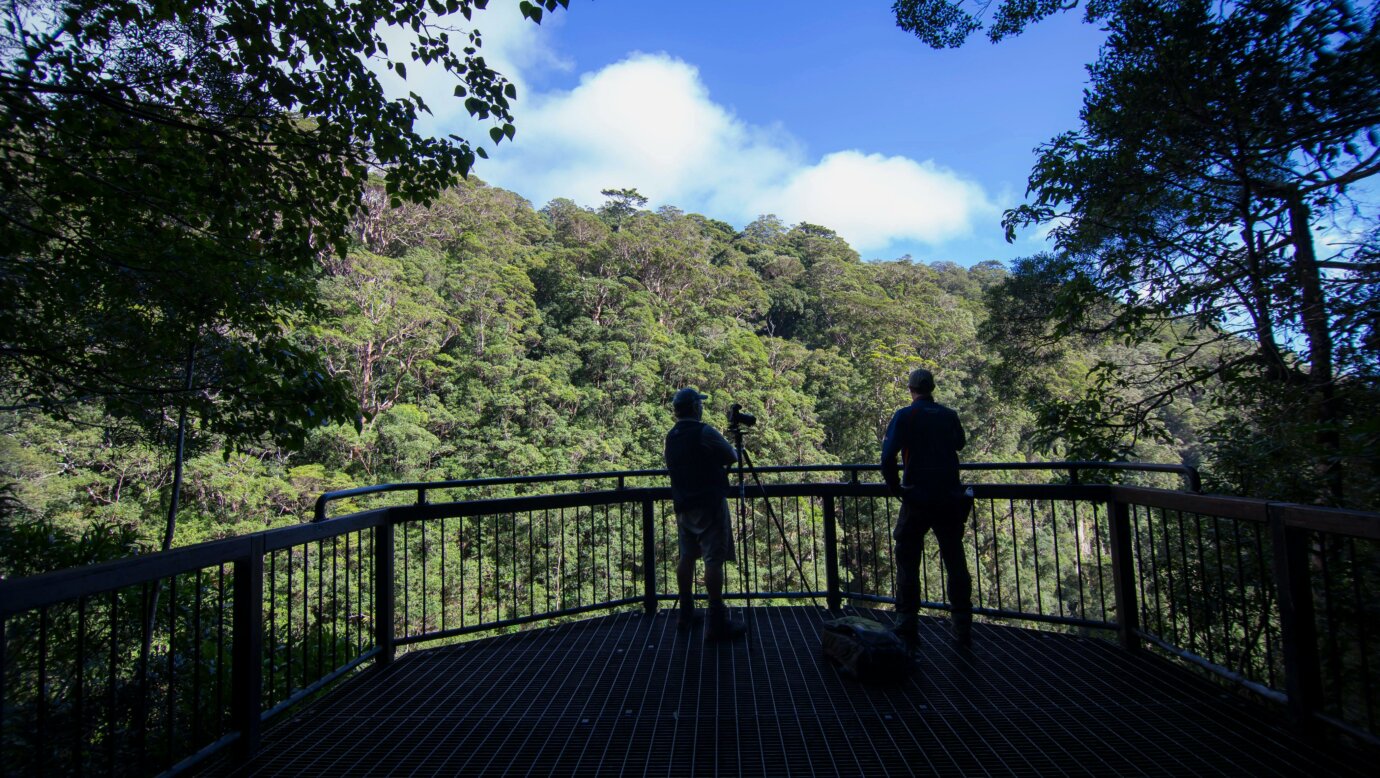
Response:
[729,424,822,615]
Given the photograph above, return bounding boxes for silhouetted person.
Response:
[881,368,972,646]
[664,387,746,642]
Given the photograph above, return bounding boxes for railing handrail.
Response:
[312,460,1202,521]
[1109,484,1380,540]
[0,509,391,618]
[5,461,1380,773]
[15,470,1380,621]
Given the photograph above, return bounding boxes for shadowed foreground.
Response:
[207,607,1362,777]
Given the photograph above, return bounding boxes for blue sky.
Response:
[382,1,1109,266]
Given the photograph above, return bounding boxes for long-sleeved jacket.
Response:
[664,418,738,513]
[881,398,966,502]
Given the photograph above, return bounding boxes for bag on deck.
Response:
[821,616,911,684]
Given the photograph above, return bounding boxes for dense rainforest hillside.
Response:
[1,178,1212,565]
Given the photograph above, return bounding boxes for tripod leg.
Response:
[732,430,751,636]
[742,447,822,611]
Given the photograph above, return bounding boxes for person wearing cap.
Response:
[881,368,972,646]
[664,387,746,642]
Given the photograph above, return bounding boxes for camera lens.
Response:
[728,404,756,428]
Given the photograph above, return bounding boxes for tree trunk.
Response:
[1284,190,1344,505]
[144,339,197,662]
[162,340,197,551]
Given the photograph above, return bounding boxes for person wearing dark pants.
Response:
[664,387,746,642]
[881,368,973,646]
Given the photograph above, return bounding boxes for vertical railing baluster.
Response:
[1009,500,1023,613]
[302,543,309,691]
[991,500,1004,612]
[331,536,339,671]
[495,512,502,618]
[136,583,150,767]
[1252,523,1279,688]
[823,495,841,612]
[193,572,203,748]
[1177,510,1195,655]
[107,590,118,771]
[167,574,178,767]
[1030,500,1044,615]
[1318,534,1341,718]
[544,509,552,615]
[217,565,226,736]
[1052,500,1065,618]
[970,500,984,612]
[75,595,86,772]
[1348,537,1375,732]
[268,552,277,706]
[1072,501,1085,620]
[286,551,295,694]
[232,537,264,758]
[1093,501,1108,620]
[1270,504,1322,731]
[375,521,396,669]
[642,497,657,615]
[437,520,445,633]
[1231,519,1253,680]
[0,616,7,773]
[419,521,428,639]
[1148,507,1166,638]
[529,510,535,615]
[37,606,48,771]
[603,506,611,606]
[1108,497,1140,651]
[1211,516,1229,666]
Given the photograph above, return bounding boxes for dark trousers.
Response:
[893,500,972,624]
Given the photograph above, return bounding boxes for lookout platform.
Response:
[208,607,1361,777]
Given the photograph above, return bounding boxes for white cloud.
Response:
[379,17,996,255]
[760,151,991,249]
[479,54,799,211]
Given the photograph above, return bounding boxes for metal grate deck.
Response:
[206,607,1366,776]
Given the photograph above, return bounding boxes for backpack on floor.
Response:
[821,616,911,684]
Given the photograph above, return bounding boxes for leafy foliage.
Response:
[0,0,556,451]
[892,0,1120,48]
[991,0,1380,504]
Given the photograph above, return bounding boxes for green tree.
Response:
[892,0,1112,48]
[0,0,558,451]
[996,0,1380,504]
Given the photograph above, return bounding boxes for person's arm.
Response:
[880,409,904,497]
[953,412,967,452]
[701,425,739,468]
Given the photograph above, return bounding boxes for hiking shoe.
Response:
[889,616,919,645]
[954,618,972,648]
[677,608,701,631]
[706,609,746,642]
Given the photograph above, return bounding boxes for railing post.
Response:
[1107,497,1140,651]
[231,537,263,758]
[642,497,658,615]
[823,495,842,612]
[1270,504,1323,731]
[375,520,396,669]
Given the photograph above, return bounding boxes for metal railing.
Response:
[2,461,1376,776]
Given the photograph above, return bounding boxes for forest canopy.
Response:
[3,176,1241,562]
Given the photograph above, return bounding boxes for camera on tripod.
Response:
[728,403,756,430]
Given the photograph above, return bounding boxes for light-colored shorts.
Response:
[677,498,736,567]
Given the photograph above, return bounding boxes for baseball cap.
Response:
[907,368,935,393]
[672,387,708,414]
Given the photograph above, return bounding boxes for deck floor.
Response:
[209,606,1364,776]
